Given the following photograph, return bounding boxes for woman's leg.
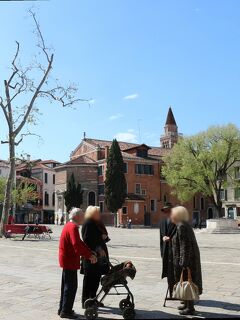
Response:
[82,273,91,306]
[90,272,101,298]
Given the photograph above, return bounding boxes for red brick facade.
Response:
[58,108,213,226]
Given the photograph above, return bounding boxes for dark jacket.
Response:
[171,222,203,295]
[81,219,109,275]
[159,219,176,279]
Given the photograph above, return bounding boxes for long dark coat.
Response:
[171,222,203,295]
[159,219,176,279]
[81,219,109,275]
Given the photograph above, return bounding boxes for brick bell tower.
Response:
[160,107,179,149]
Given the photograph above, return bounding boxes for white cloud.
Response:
[123,93,139,100]
[114,130,137,143]
[109,113,124,121]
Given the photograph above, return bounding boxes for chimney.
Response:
[105,146,109,159]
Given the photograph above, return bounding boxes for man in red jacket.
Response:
[59,208,97,319]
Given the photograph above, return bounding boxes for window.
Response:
[235,188,240,201]
[122,207,128,214]
[44,191,49,206]
[98,166,103,176]
[193,196,197,209]
[135,183,141,194]
[200,197,205,210]
[99,201,104,213]
[135,164,154,175]
[151,199,157,212]
[53,174,55,185]
[141,189,146,196]
[52,193,55,206]
[163,195,167,205]
[220,189,227,201]
[123,163,128,174]
[44,173,48,184]
[137,149,148,158]
[235,167,240,180]
[98,184,105,195]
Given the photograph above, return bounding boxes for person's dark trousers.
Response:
[82,269,101,305]
[59,269,78,314]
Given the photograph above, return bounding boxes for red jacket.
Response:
[59,222,92,270]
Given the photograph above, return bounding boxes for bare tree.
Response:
[0,10,87,236]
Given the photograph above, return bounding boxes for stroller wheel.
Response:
[123,307,135,319]
[84,298,98,309]
[119,299,133,311]
[84,307,98,320]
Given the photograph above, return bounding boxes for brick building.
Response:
[54,108,215,226]
[16,159,60,223]
[54,156,98,222]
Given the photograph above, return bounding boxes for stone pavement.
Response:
[0,226,239,319]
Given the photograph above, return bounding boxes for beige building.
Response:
[222,161,240,220]
[0,160,10,179]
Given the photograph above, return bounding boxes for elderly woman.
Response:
[81,206,109,308]
[170,206,202,316]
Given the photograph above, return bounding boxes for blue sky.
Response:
[0,0,240,162]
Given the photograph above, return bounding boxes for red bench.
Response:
[4,224,52,240]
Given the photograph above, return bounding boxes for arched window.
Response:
[88,191,96,206]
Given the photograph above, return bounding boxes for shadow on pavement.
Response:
[197,299,240,312]
[96,304,240,319]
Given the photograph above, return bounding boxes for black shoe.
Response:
[60,311,79,319]
[179,308,195,316]
[177,304,187,311]
[58,309,61,316]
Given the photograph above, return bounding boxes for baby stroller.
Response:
[84,260,136,320]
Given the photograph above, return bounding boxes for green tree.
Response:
[105,139,127,226]
[0,178,6,207]
[64,173,83,213]
[12,181,39,207]
[163,124,240,217]
[0,178,39,218]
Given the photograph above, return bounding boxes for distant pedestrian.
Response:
[58,208,97,319]
[8,213,15,225]
[127,218,132,229]
[60,215,64,225]
[56,214,59,225]
[35,214,39,225]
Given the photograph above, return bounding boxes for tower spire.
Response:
[165,106,177,126]
[160,107,179,149]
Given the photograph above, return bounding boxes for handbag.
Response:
[173,267,199,301]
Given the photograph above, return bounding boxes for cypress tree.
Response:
[64,173,83,212]
[105,139,127,226]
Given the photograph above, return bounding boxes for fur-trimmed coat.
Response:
[171,222,203,295]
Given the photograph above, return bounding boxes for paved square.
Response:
[0,226,239,319]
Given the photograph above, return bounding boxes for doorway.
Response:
[88,191,96,206]
[208,208,214,219]
[144,205,151,226]
[228,207,235,219]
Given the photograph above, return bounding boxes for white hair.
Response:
[171,206,189,223]
[85,206,100,220]
[69,207,83,221]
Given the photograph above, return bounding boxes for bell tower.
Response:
[160,107,179,149]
